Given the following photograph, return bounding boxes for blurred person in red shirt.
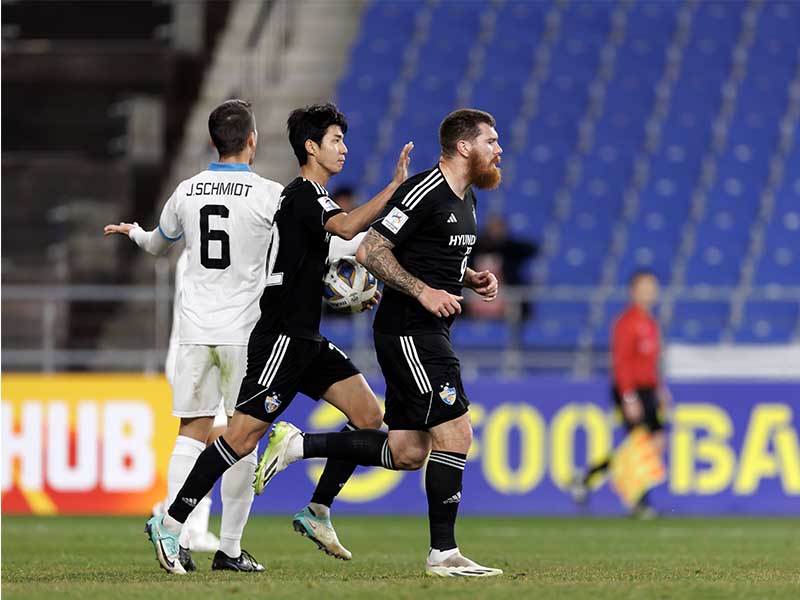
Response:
[570,271,671,517]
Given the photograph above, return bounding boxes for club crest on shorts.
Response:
[264,393,282,413]
[439,383,457,406]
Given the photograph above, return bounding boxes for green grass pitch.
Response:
[3,515,799,599]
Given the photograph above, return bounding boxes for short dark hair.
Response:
[287,103,348,166]
[439,108,496,157]
[208,99,255,157]
[629,269,657,287]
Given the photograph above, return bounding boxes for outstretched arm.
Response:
[356,229,463,318]
[103,222,174,256]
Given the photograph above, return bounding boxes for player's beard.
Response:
[468,152,502,190]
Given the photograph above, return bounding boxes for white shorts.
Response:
[170,344,247,418]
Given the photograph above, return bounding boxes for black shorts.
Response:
[612,386,663,432]
[235,330,360,423]
[374,331,469,430]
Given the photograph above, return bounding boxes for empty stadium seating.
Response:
[329,0,800,350]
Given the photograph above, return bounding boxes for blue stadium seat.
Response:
[763,210,800,245]
[693,211,752,252]
[773,172,800,215]
[604,74,656,120]
[471,72,527,125]
[451,319,510,350]
[625,2,679,41]
[667,301,730,343]
[522,301,589,349]
[545,243,606,285]
[732,300,799,343]
[429,1,487,35]
[537,76,590,119]
[626,211,684,251]
[754,243,800,285]
[684,246,744,286]
[637,176,693,218]
[704,177,763,220]
[758,2,800,40]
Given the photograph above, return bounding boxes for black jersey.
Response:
[371,166,478,335]
[257,177,343,340]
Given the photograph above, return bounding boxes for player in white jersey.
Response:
[104,99,281,572]
[153,249,227,554]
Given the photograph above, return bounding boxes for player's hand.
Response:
[392,142,414,185]
[469,270,499,302]
[622,392,644,425]
[364,289,382,311]
[104,222,139,237]
[419,286,463,318]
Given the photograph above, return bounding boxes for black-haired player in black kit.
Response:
[146,102,413,573]
[259,109,504,577]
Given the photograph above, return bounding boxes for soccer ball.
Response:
[323,257,378,313]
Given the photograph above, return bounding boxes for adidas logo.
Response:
[443,491,462,504]
[447,213,458,223]
[181,497,198,507]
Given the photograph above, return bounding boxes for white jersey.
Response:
[158,163,282,345]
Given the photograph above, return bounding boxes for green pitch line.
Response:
[2,516,799,599]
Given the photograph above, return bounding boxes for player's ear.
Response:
[457,140,471,158]
[305,139,319,159]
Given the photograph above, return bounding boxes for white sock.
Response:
[218,446,257,558]
[167,435,205,547]
[308,502,330,519]
[163,513,182,534]
[185,495,212,536]
[289,432,304,462]
[429,547,460,563]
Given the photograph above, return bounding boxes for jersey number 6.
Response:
[200,204,230,269]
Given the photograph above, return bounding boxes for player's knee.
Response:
[433,418,473,454]
[223,427,260,457]
[392,445,428,470]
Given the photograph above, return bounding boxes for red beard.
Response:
[468,152,502,190]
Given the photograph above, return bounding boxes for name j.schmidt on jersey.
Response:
[187,181,254,197]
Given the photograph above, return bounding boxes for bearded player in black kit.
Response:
[258,109,504,577]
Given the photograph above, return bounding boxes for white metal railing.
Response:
[3,283,799,374]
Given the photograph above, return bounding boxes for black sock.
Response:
[303,429,395,469]
[167,436,241,523]
[426,451,466,551]
[310,422,360,507]
[583,457,611,484]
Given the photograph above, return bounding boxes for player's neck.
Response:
[438,160,469,200]
[217,151,251,165]
[299,164,331,188]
